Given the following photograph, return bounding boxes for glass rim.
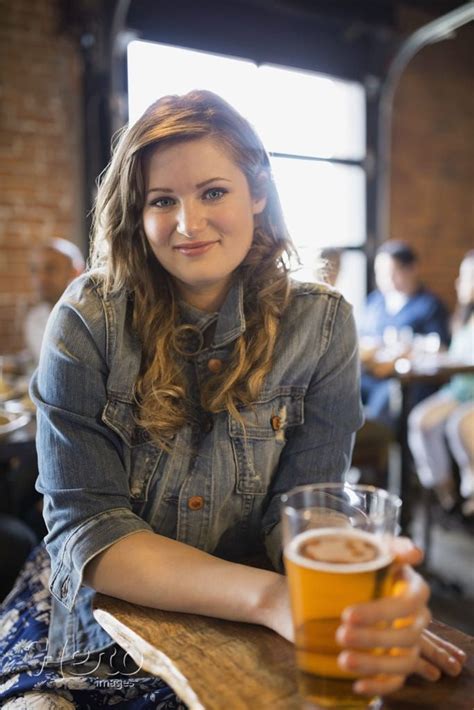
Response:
[280,482,402,510]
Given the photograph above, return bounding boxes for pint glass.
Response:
[281,483,402,710]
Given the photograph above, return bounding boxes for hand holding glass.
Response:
[281,483,402,709]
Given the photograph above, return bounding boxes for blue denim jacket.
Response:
[32,274,363,666]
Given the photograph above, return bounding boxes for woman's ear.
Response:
[252,172,268,215]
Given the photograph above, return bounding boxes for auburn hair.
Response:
[90,90,296,450]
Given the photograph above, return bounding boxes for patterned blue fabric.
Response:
[0,544,186,709]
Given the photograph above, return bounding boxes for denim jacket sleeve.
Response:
[32,279,153,611]
[262,294,364,570]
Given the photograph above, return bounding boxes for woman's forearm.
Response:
[83,530,288,632]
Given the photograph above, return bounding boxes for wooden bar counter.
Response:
[93,594,473,710]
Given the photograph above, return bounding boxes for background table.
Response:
[93,593,474,710]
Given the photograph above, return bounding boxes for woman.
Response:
[409,251,474,515]
[0,91,466,707]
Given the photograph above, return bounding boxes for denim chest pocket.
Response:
[228,387,305,494]
[102,399,164,506]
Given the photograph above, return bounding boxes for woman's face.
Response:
[374,253,416,295]
[142,137,266,311]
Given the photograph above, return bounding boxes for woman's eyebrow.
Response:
[196,177,232,188]
[147,187,173,195]
[147,177,232,195]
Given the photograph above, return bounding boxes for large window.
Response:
[127,41,366,314]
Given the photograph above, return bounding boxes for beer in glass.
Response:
[281,484,401,709]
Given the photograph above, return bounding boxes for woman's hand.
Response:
[387,539,466,681]
[335,537,466,696]
[336,563,430,696]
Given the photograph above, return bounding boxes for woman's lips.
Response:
[173,241,218,257]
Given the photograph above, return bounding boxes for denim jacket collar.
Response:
[104,279,245,404]
[213,279,246,347]
[178,278,246,347]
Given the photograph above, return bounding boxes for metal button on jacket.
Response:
[271,415,282,431]
[207,358,223,373]
[188,496,204,510]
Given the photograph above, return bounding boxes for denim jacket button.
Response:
[270,415,282,431]
[188,495,204,510]
[207,358,223,373]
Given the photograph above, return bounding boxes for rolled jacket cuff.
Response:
[48,508,153,611]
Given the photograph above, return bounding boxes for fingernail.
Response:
[337,651,354,670]
[448,656,461,672]
[443,657,461,676]
[335,626,346,645]
[428,667,441,681]
[342,607,357,623]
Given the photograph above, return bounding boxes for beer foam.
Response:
[284,528,393,574]
[300,534,377,564]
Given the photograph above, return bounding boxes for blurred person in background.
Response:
[24,238,85,365]
[315,247,342,287]
[408,251,474,516]
[359,240,449,426]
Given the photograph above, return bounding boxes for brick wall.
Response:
[0,0,84,353]
[391,8,474,313]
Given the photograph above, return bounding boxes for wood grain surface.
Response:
[93,594,473,710]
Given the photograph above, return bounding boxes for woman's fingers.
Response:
[353,674,407,697]
[418,629,466,677]
[390,536,424,566]
[336,607,430,649]
[334,549,467,695]
[335,563,434,696]
[412,655,442,682]
[342,566,430,626]
[422,628,467,662]
[338,646,420,677]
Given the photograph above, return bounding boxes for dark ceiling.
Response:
[215,0,466,23]
[122,0,469,79]
[60,0,472,82]
[124,0,468,33]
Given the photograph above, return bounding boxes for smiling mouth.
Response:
[173,241,219,255]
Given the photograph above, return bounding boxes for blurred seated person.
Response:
[315,247,342,287]
[359,240,449,426]
[0,240,85,562]
[408,251,474,515]
[24,238,85,365]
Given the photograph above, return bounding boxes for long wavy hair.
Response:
[90,90,296,450]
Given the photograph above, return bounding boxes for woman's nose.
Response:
[177,201,206,239]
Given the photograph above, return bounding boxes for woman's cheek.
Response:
[143,213,169,247]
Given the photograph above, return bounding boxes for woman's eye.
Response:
[152,196,175,208]
[203,188,226,201]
